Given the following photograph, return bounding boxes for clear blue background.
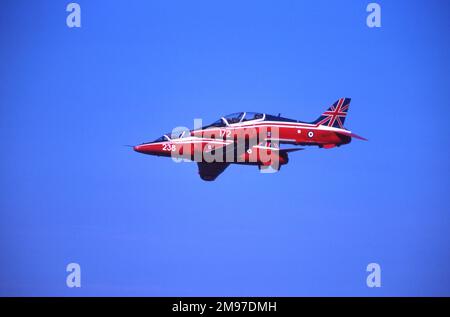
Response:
[0,0,449,296]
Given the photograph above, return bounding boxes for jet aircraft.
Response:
[133,98,366,181]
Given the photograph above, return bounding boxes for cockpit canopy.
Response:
[243,112,265,121]
[223,112,243,124]
[202,112,264,129]
[147,129,189,144]
[223,112,264,123]
[147,111,299,143]
[152,135,168,143]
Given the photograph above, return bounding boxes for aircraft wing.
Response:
[197,162,230,181]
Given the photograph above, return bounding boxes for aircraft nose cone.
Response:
[133,145,142,152]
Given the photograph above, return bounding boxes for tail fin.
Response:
[311,98,351,129]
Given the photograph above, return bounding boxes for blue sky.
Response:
[0,0,449,296]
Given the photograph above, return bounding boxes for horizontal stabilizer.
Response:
[337,131,368,141]
[349,132,368,141]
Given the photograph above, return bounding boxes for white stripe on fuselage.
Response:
[196,121,351,134]
[146,137,233,146]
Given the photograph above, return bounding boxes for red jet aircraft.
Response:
[134,98,366,181]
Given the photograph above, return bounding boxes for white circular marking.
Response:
[308,131,314,138]
[207,144,212,150]
[297,129,301,134]
[247,149,252,154]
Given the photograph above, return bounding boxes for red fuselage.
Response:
[133,100,366,180]
[134,117,352,165]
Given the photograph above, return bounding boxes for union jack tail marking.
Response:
[312,98,351,129]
